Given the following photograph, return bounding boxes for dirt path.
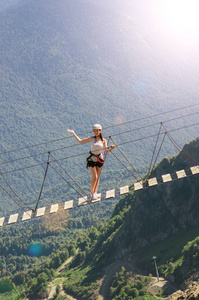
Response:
[148,277,177,297]
[48,277,78,300]
[48,255,176,300]
[98,260,177,300]
[57,256,74,274]
[98,260,138,300]
[48,284,56,299]
[47,255,78,300]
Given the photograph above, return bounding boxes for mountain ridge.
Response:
[113,138,199,254]
[1,0,199,213]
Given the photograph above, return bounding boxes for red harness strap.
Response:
[87,151,105,163]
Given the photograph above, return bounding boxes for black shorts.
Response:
[87,161,103,168]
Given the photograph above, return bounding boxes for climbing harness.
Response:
[86,151,105,168]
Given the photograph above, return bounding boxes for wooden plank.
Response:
[190,165,199,175]
[148,177,158,186]
[176,170,186,179]
[162,173,172,183]
[106,189,115,199]
[22,210,32,221]
[64,200,74,210]
[8,213,19,224]
[120,186,129,195]
[78,196,87,206]
[36,207,46,217]
[50,203,59,214]
[134,181,143,191]
[91,193,101,203]
[0,217,5,227]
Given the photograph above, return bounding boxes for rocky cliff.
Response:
[116,137,199,252]
[169,282,199,300]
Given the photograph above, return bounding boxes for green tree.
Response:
[56,284,61,295]
[129,287,139,297]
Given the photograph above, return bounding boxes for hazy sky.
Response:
[137,0,199,54]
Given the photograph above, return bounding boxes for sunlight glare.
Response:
[156,0,199,39]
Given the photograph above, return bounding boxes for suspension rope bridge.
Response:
[0,162,199,228]
[0,107,199,228]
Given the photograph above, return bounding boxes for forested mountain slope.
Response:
[48,137,199,299]
[1,138,199,299]
[1,0,199,217]
[113,138,199,253]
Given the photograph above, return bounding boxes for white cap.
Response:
[93,124,102,130]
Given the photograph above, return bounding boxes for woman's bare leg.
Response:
[93,166,102,194]
[89,167,98,194]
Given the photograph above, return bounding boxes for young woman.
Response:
[67,124,115,200]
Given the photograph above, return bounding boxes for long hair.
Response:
[99,132,103,141]
[93,131,103,141]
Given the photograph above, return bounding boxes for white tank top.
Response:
[91,137,103,155]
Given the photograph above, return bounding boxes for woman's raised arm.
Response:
[67,129,91,144]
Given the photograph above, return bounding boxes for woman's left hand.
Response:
[109,145,115,152]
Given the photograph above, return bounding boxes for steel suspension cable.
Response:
[147,123,163,178]
[0,184,28,214]
[104,136,111,160]
[110,110,199,138]
[1,110,199,167]
[0,171,33,211]
[2,121,199,175]
[110,137,144,181]
[152,132,167,172]
[110,151,139,181]
[49,163,89,199]
[117,121,199,148]
[162,124,199,166]
[1,103,199,157]
[168,132,199,166]
[0,266,22,299]
[161,124,192,164]
[33,153,50,216]
[147,132,167,179]
[49,152,89,199]
[104,102,199,130]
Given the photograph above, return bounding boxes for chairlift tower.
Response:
[153,256,159,282]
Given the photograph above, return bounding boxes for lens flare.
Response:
[28,242,43,256]
[114,116,124,125]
